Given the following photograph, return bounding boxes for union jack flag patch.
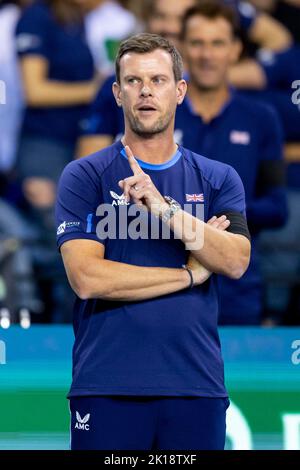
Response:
[185,193,204,202]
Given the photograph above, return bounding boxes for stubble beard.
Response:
[127,110,174,138]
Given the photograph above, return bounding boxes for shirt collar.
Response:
[118,143,182,171]
[184,85,236,121]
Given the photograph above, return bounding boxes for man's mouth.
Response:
[137,105,157,112]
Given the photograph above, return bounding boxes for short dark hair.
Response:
[115,33,184,84]
[181,1,240,40]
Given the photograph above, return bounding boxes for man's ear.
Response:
[112,81,122,107]
[176,79,187,105]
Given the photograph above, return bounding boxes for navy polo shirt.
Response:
[15,0,94,143]
[56,140,247,397]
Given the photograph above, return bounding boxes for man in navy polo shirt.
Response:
[56,33,250,450]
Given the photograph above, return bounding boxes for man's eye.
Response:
[128,78,139,84]
[153,77,163,84]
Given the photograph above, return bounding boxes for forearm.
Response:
[249,14,292,51]
[166,209,250,279]
[25,80,96,107]
[69,258,191,301]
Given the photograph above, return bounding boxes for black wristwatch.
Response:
[161,196,181,223]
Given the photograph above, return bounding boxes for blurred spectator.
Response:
[85,0,140,78]
[178,2,287,324]
[228,45,300,154]
[229,44,300,324]
[14,0,97,322]
[144,0,291,53]
[0,0,32,174]
[0,0,40,323]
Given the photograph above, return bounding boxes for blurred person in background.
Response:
[228,0,300,323]
[84,0,140,78]
[14,0,98,322]
[177,2,288,325]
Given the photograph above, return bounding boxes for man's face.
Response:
[113,49,186,137]
[148,0,196,50]
[183,15,241,90]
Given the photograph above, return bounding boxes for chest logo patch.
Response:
[230,130,250,145]
[110,190,130,206]
[186,193,204,202]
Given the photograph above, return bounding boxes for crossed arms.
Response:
[60,147,251,301]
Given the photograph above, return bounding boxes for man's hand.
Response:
[118,145,168,216]
[187,215,231,285]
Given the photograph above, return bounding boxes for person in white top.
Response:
[85,0,140,78]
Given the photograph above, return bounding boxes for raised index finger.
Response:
[125,145,143,175]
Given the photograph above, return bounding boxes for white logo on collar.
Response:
[110,190,130,206]
[230,130,250,145]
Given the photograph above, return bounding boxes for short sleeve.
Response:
[55,160,105,251]
[209,166,247,219]
[15,4,51,58]
[78,76,123,137]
